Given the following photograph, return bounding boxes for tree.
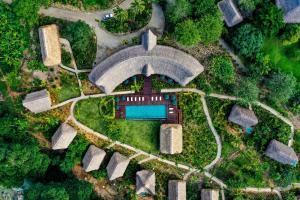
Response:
[237,0,262,16]
[281,24,300,46]
[25,183,69,200]
[165,0,192,24]
[0,143,50,187]
[234,78,260,103]
[265,71,297,104]
[64,179,93,200]
[210,56,236,85]
[130,0,146,17]
[192,0,217,17]
[197,13,223,44]
[232,24,264,59]
[254,0,284,37]
[174,19,200,46]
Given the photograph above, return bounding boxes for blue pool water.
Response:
[125,105,167,119]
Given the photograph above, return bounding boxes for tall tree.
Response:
[165,0,192,24]
[174,19,200,46]
[197,13,223,44]
[234,78,260,103]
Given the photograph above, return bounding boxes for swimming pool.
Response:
[125,105,167,120]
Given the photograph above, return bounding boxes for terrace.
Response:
[115,76,182,124]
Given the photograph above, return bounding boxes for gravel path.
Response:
[39,2,165,64]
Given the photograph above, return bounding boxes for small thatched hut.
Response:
[160,124,183,154]
[51,123,77,150]
[168,180,186,200]
[276,0,300,23]
[228,105,258,129]
[82,145,106,172]
[218,0,243,27]
[106,152,130,181]
[265,139,298,166]
[38,24,61,66]
[201,189,219,200]
[22,89,52,113]
[136,170,155,196]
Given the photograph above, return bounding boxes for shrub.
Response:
[210,55,236,85]
[253,0,284,37]
[265,71,297,104]
[233,78,259,103]
[61,49,72,66]
[237,0,262,16]
[192,0,217,17]
[165,0,191,24]
[174,19,200,46]
[197,13,223,44]
[28,60,48,71]
[232,24,264,59]
[281,24,300,46]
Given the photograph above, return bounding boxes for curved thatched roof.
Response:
[89,30,204,94]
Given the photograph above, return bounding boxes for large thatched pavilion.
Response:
[89,30,204,94]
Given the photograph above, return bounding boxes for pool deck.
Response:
[115,77,182,124]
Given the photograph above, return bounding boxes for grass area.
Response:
[263,38,300,80]
[74,97,160,152]
[206,97,297,188]
[162,93,217,169]
[49,72,81,103]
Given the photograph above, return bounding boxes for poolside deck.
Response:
[115,77,182,124]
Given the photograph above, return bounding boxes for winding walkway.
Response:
[39,2,165,64]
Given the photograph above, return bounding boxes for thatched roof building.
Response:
[168,180,186,200]
[276,0,300,23]
[201,189,219,200]
[106,152,130,181]
[51,123,77,150]
[136,170,155,196]
[38,24,61,66]
[160,124,183,154]
[22,89,52,113]
[89,29,204,94]
[228,105,258,128]
[218,0,243,27]
[265,139,298,166]
[82,145,106,172]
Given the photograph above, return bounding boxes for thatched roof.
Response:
[218,0,243,27]
[276,0,300,23]
[38,24,61,66]
[160,124,183,154]
[201,189,219,200]
[168,180,186,200]
[142,29,157,51]
[51,123,77,150]
[22,89,52,113]
[106,152,130,181]
[265,139,298,166]
[89,30,204,94]
[82,145,106,172]
[143,64,155,77]
[228,105,258,128]
[136,170,155,196]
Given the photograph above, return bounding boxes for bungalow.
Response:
[201,189,219,200]
[82,145,106,172]
[39,24,61,66]
[22,89,52,113]
[168,180,186,200]
[276,0,300,23]
[51,123,77,150]
[265,139,298,166]
[228,105,258,131]
[136,170,155,196]
[106,152,130,181]
[160,124,183,154]
[218,0,243,27]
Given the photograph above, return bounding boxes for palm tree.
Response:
[114,7,128,23]
[130,0,146,17]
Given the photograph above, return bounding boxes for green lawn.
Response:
[263,38,300,79]
[74,97,160,152]
[52,72,81,103]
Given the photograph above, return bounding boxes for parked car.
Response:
[102,13,114,21]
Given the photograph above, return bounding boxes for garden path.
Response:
[39,2,165,64]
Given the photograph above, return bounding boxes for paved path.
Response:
[39,2,165,64]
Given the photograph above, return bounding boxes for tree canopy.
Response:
[234,78,260,103]
[165,0,191,24]
[174,19,201,46]
[197,13,223,44]
[210,55,236,85]
[232,24,264,59]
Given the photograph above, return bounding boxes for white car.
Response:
[102,13,114,21]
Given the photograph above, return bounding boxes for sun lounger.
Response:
[155,96,158,101]
[169,107,174,111]
[151,97,154,101]
[138,97,141,101]
[127,97,129,101]
[131,97,133,101]
[169,111,174,114]
[159,96,162,101]
[134,97,137,101]
[142,97,145,101]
